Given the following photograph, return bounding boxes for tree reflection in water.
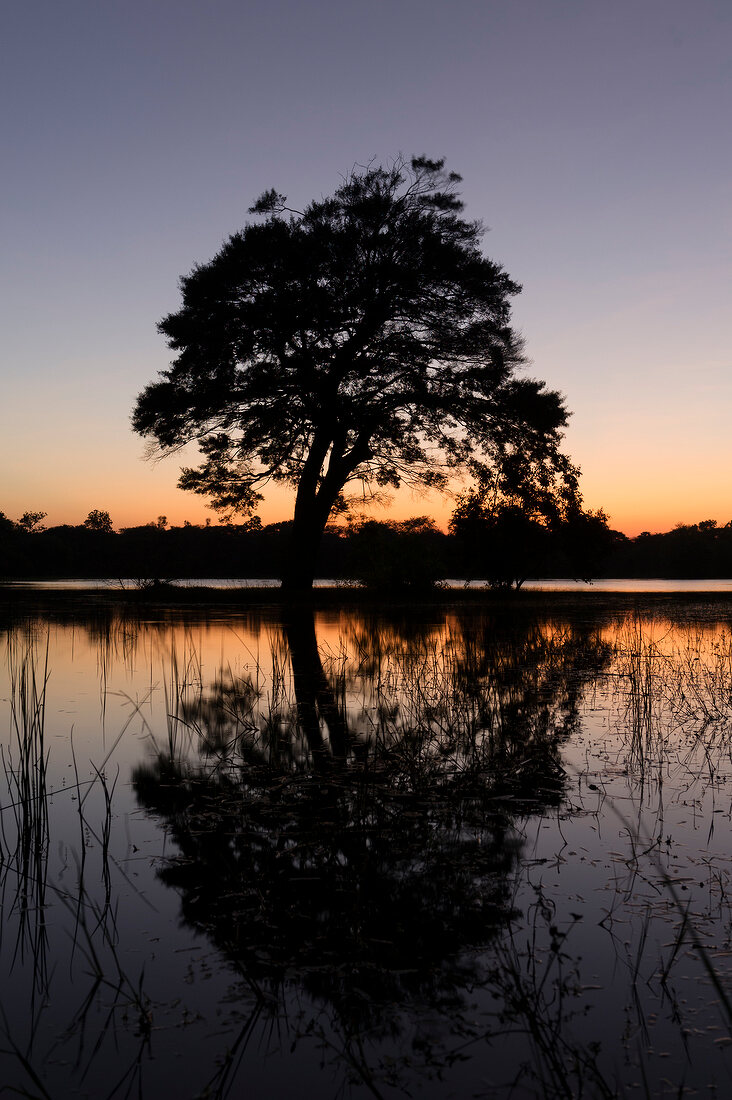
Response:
[133,606,613,1095]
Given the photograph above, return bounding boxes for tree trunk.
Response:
[281,431,370,591]
[279,434,326,589]
[282,474,338,590]
[285,606,348,761]
[281,507,324,592]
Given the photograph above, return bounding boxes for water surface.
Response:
[2,598,732,1097]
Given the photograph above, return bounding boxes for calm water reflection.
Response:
[1,600,732,1097]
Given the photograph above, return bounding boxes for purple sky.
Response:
[1,0,730,533]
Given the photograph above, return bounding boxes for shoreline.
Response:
[4,580,732,615]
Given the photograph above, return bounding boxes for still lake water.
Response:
[2,595,732,1097]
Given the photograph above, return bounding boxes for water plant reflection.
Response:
[133,607,613,1094]
[2,636,50,997]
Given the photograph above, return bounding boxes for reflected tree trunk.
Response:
[284,606,349,761]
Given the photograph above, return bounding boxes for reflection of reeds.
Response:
[620,618,659,774]
[1,637,51,993]
[133,618,614,841]
[489,896,617,1100]
[341,621,599,794]
[615,620,732,785]
[605,619,732,1062]
[0,630,158,1096]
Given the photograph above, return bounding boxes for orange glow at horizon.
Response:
[3,415,729,541]
[19,476,732,540]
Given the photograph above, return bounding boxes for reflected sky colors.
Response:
[1,0,730,534]
[4,599,732,1094]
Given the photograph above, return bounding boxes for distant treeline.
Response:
[3,509,732,585]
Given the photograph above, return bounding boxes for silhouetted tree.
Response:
[450,443,583,586]
[557,506,618,579]
[133,156,575,589]
[449,427,620,587]
[83,509,114,533]
[17,510,47,533]
[450,496,550,588]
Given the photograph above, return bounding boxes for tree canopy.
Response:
[133,156,574,588]
[83,509,114,533]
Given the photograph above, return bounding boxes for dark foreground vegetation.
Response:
[3,508,732,585]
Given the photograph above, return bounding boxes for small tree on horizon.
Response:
[83,509,114,533]
[17,511,47,533]
[133,156,576,590]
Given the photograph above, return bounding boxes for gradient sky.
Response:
[1,0,730,535]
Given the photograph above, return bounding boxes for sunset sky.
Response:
[1,0,730,536]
